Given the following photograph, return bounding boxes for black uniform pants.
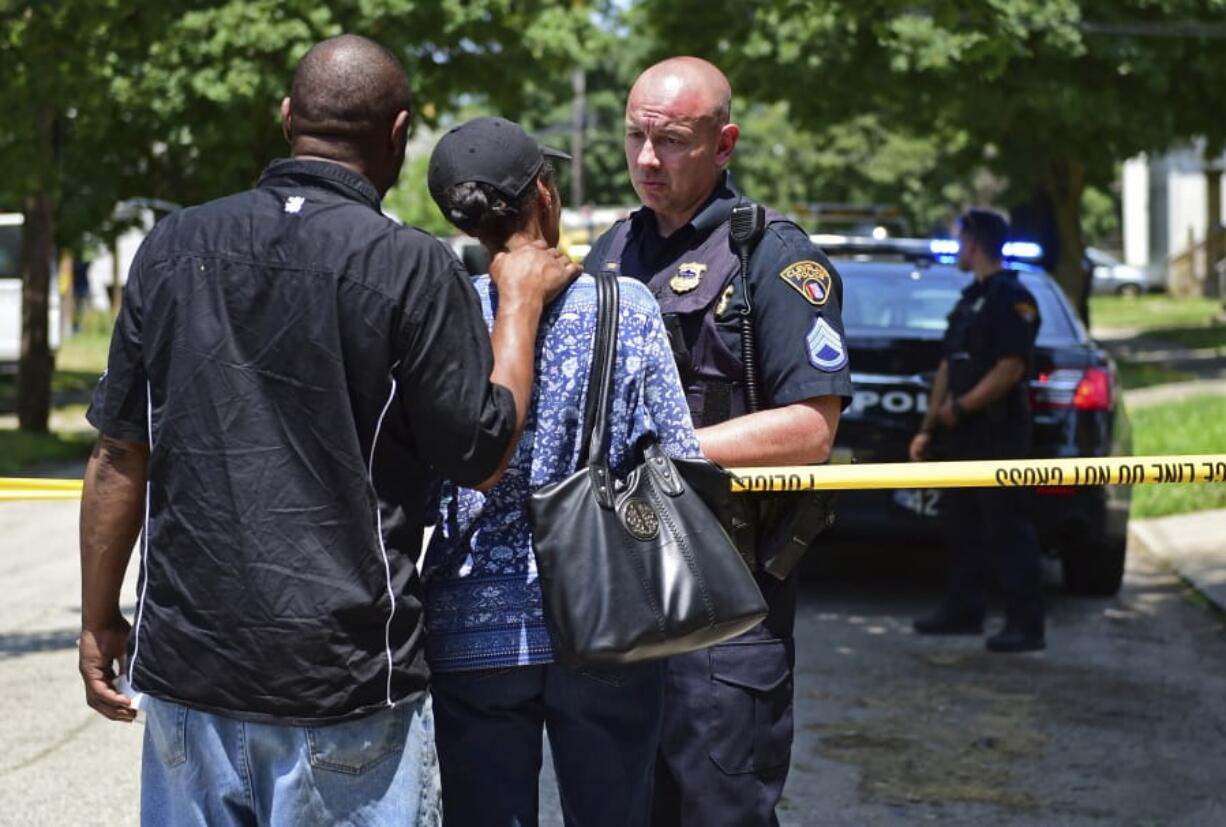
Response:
[650,573,797,827]
[940,485,1044,633]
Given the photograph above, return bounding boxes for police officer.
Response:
[910,209,1046,653]
[585,57,852,827]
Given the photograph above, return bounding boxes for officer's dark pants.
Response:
[651,572,797,827]
[431,660,664,827]
[940,481,1045,634]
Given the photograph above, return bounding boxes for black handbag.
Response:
[528,270,768,665]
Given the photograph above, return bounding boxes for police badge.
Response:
[670,261,707,294]
[779,260,832,306]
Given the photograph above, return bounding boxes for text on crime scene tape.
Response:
[3,455,1226,501]
[728,455,1226,494]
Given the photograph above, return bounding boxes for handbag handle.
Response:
[575,270,620,508]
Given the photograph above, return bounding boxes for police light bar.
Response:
[1004,241,1044,260]
[926,239,1045,261]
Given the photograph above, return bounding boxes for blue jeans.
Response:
[141,694,440,826]
[431,661,664,827]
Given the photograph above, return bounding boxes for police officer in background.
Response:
[585,57,852,827]
[910,209,1046,653]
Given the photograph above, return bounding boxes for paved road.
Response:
[785,545,1226,825]
[3,497,1225,825]
[0,499,141,826]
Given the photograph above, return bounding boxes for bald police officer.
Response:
[586,57,852,827]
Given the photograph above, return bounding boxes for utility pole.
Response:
[570,67,586,207]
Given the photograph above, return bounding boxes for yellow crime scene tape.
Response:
[0,476,86,501]
[2,454,1225,502]
[728,454,1226,493]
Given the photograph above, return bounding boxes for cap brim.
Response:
[541,146,572,161]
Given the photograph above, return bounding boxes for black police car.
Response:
[822,236,1132,596]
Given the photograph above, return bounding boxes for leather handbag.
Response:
[528,270,768,665]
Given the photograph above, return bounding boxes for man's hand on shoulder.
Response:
[489,241,580,306]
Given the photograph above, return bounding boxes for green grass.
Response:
[0,312,110,474]
[0,429,94,476]
[1143,324,1226,351]
[0,312,113,412]
[1131,395,1226,518]
[56,333,112,375]
[1090,295,1222,331]
[1115,362,1196,391]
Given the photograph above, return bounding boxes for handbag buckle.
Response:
[618,496,660,541]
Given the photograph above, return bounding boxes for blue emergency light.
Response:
[927,239,1045,261]
[1003,241,1044,259]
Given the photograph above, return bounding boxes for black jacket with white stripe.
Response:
[88,158,516,723]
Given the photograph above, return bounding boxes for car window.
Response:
[836,261,1081,345]
[0,225,20,280]
[1085,247,1117,267]
[1019,273,1082,344]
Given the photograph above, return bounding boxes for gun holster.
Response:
[731,489,837,581]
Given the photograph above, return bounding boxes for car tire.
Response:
[1061,536,1126,596]
[1116,283,1142,298]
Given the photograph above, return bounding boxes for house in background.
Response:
[1122,143,1226,297]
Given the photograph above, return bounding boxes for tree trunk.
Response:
[110,237,122,315]
[17,188,55,433]
[1040,158,1089,326]
[1206,168,1222,301]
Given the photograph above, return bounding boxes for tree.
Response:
[1,0,602,431]
[0,1,187,432]
[634,0,1226,317]
[505,16,974,236]
[732,105,975,235]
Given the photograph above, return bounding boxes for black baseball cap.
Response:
[427,116,571,203]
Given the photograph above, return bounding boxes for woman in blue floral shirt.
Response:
[422,117,700,825]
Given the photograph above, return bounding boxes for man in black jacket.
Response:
[78,34,576,824]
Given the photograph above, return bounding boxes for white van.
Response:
[0,212,61,366]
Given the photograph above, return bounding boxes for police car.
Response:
[823,236,1132,596]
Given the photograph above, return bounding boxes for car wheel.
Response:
[1116,283,1142,298]
[1061,536,1126,596]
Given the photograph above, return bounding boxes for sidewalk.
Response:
[1123,378,1226,408]
[1096,323,1226,410]
[1130,508,1226,611]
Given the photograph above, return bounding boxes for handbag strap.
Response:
[575,270,620,507]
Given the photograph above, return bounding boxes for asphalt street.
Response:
[3,497,1225,825]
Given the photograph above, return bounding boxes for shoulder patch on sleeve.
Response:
[780,260,832,306]
[806,316,848,372]
[1014,301,1037,323]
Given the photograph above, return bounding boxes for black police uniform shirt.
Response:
[87,158,517,724]
[584,174,853,424]
[942,268,1040,456]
